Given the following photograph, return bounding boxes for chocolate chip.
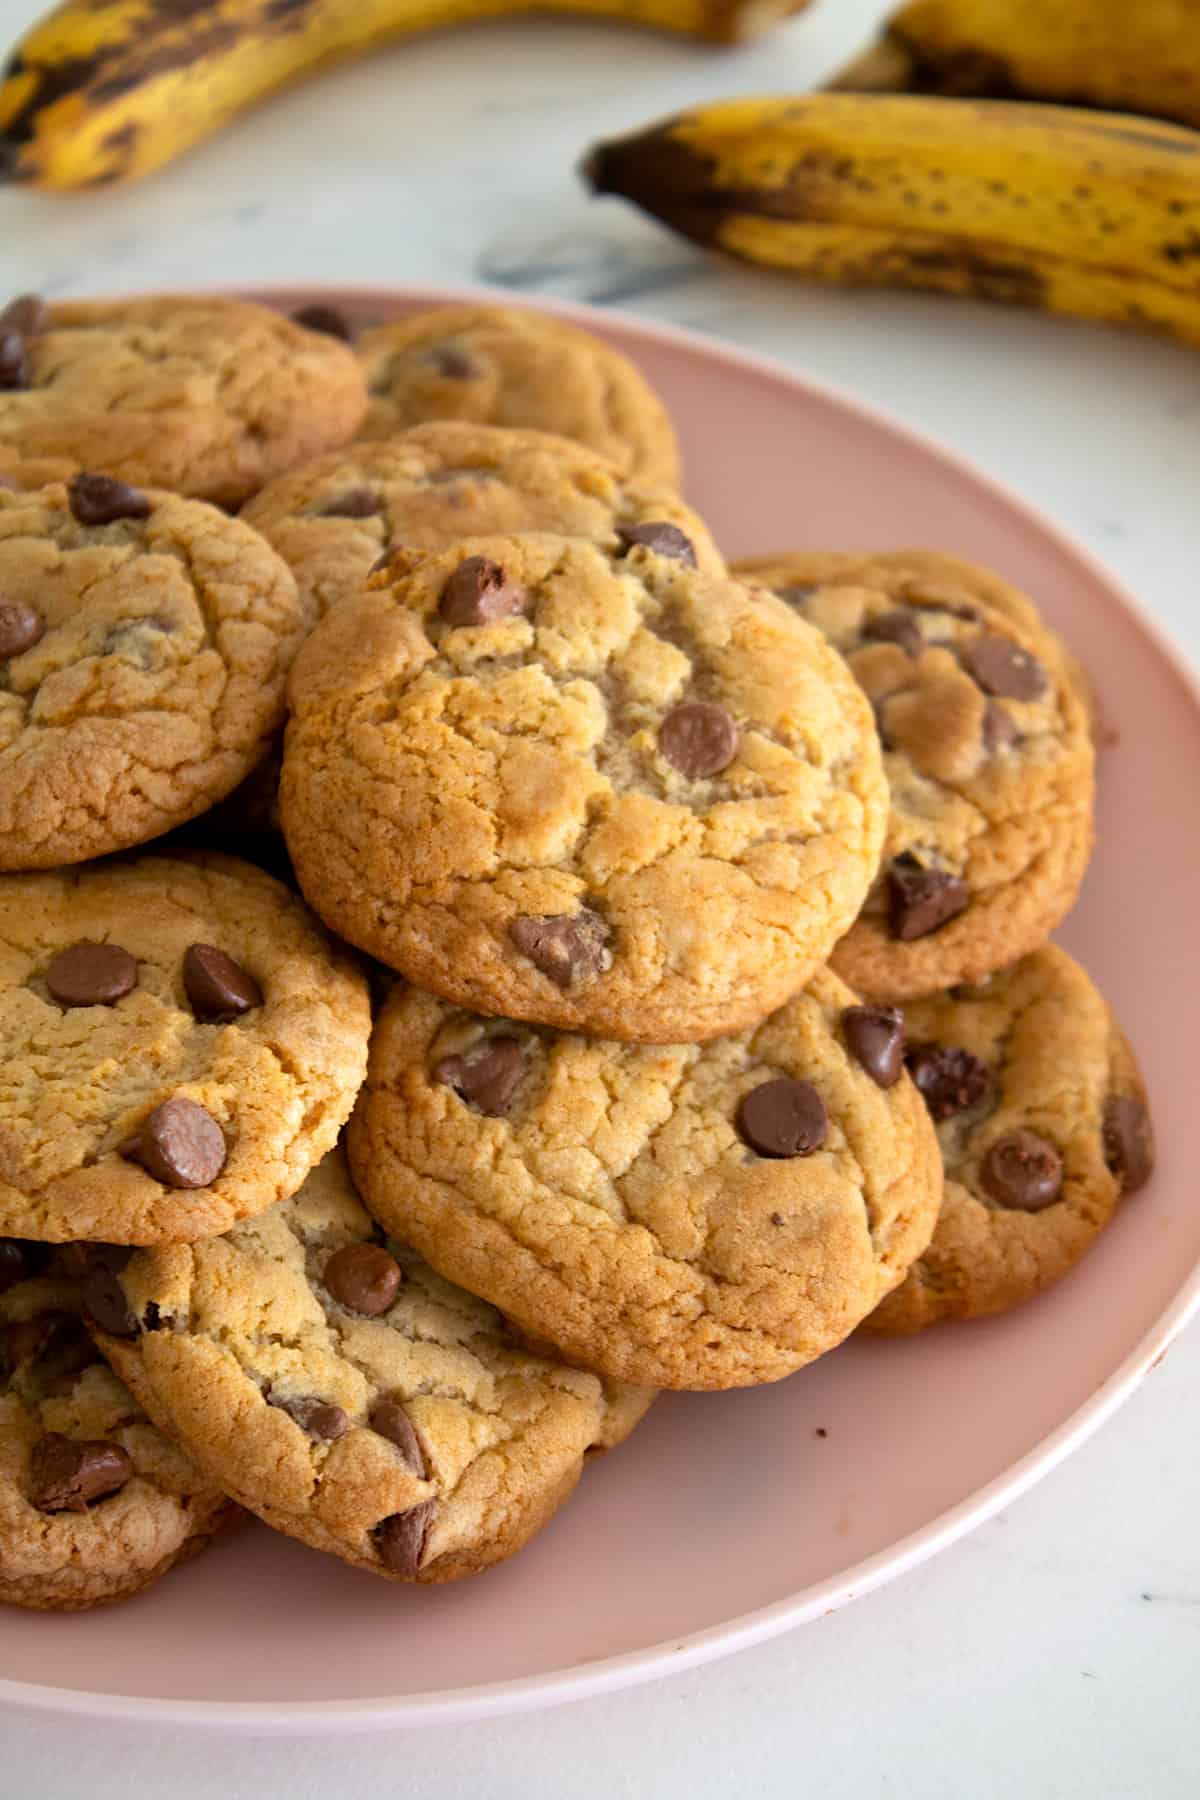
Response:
[658,702,739,779]
[0,331,29,390]
[291,303,352,341]
[887,854,969,941]
[963,635,1048,701]
[0,601,44,658]
[842,1005,905,1087]
[369,1400,427,1475]
[374,1499,437,1576]
[863,609,924,659]
[272,1394,349,1440]
[433,1036,527,1116]
[45,941,137,1008]
[426,344,475,378]
[439,555,529,627]
[28,1433,133,1514]
[183,944,262,1023]
[905,1043,992,1122]
[1,294,48,338]
[981,1130,1063,1211]
[982,701,1020,752]
[509,908,611,988]
[615,522,697,566]
[81,1259,138,1339]
[68,472,152,527]
[322,1243,402,1316]
[776,584,816,609]
[120,1097,227,1189]
[0,1238,45,1294]
[737,1079,828,1158]
[317,487,382,519]
[3,1314,59,1373]
[1103,1096,1155,1194]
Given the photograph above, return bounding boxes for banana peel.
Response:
[585,93,1200,350]
[0,0,811,191]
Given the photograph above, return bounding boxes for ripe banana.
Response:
[585,94,1200,349]
[0,0,811,191]
[830,0,1200,133]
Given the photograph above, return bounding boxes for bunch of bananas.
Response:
[0,0,810,190]
[586,0,1200,351]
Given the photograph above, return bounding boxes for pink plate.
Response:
[2,285,1197,1732]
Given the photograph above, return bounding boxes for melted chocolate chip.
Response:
[509,909,611,987]
[887,854,969,941]
[1,294,47,338]
[981,1130,1063,1211]
[81,1260,138,1339]
[658,702,739,779]
[290,303,353,341]
[0,1238,45,1294]
[272,1394,349,1441]
[863,609,924,659]
[438,556,528,626]
[1103,1096,1155,1194]
[317,487,382,519]
[120,1097,227,1189]
[369,1400,427,1476]
[433,1036,527,1117]
[28,1433,133,1514]
[737,1079,828,1158]
[0,601,44,658]
[3,1314,59,1374]
[615,522,697,566]
[963,635,1048,701]
[982,701,1020,752]
[374,1499,437,1576]
[68,473,152,527]
[45,941,137,1008]
[905,1043,992,1122]
[426,344,476,378]
[842,1005,905,1088]
[0,331,29,390]
[183,944,262,1023]
[323,1244,402,1317]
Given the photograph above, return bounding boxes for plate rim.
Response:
[3,280,1197,1732]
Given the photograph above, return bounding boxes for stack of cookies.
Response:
[0,292,1154,1614]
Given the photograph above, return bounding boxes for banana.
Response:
[829,0,1200,133]
[585,94,1200,349]
[0,0,811,191]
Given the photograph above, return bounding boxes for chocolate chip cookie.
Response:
[242,421,722,626]
[0,479,304,870]
[93,1147,653,1585]
[280,533,887,1042]
[347,972,941,1389]
[734,556,1094,1001]
[1,1244,234,1610]
[0,295,367,508]
[354,305,680,488]
[864,945,1153,1333]
[733,548,1103,745]
[0,854,370,1244]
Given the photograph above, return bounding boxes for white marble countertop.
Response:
[1,0,1198,1790]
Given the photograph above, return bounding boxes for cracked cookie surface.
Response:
[735,553,1095,1001]
[0,297,367,508]
[354,305,680,488]
[0,481,304,869]
[96,1147,653,1584]
[0,854,370,1243]
[242,421,721,626]
[280,533,888,1042]
[1,1247,233,1611]
[347,973,941,1389]
[865,945,1153,1332]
